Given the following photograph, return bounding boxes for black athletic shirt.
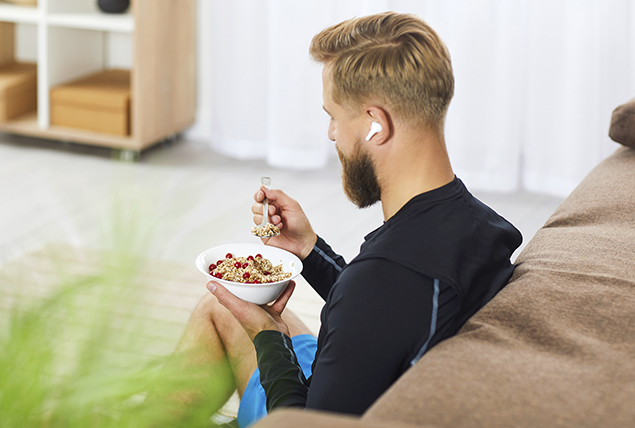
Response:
[253,177,522,415]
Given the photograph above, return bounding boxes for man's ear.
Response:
[365,106,391,145]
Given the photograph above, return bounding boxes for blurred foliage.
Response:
[0,193,234,427]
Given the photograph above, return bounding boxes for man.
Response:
[178,11,522,427]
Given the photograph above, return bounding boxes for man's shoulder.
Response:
[330,256,437,303]
[352,181,520,296]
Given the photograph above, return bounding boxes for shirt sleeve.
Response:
[301,236,347,301]
[253,331,309,411]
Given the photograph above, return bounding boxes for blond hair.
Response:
[310,12,454,130]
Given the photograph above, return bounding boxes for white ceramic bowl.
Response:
[195,243,303,304]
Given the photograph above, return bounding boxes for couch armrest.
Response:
[609,98,635,148]
[253,409,438,428]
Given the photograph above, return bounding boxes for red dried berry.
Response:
[256,254,262,259]
[242,263,249,269]
[253,280,260,284]
[214,272,223,279]
[247,255,254,261]
[243,272,250,279]
[226,253,233,259]
[234,262,242,268]
[216,260,223,266]
[264,271,270,276]
[209,263,217,271]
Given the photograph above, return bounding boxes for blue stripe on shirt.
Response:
[410,277,440,366]
[314,245,343,272]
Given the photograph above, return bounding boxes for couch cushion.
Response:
[609,98,635,148]
[364,146,635,428]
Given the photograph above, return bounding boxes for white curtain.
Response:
[191,0,635,197]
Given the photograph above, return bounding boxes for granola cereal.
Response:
[209,253,291,284]
[251,223,280,237]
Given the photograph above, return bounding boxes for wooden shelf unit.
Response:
[0,0,197,155]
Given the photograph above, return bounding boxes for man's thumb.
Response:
[207,281,243,311]
[206,281,218,294]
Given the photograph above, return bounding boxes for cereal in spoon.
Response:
[251,176,280,238]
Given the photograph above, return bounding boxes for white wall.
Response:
[187,0,635,197]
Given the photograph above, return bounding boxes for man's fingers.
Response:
[251,202,271,215]
[261,187,287,205]
[269,281,296,314]
[207,281,247,318]
[207,280,288,340]
[251,201,277,217]
[254,189,264,202]
[255,188,275,203]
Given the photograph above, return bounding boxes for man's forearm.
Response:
[301,236,346,300]
[254,331,309,411]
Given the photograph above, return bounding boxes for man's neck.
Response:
[377,130,455,221]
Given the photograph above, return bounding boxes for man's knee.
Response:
[192,292,220,316]
[191,293,248,340]
[191,293,230,323]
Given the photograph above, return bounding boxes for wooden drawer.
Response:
[0,62,37,122]
[50,69,131,136]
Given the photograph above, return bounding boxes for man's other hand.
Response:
[207,280,295,341]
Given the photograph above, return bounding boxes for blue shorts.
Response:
[236,334,317,428]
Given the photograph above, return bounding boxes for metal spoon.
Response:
[251,176,280,238]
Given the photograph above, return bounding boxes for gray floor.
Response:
[0,133,565,335]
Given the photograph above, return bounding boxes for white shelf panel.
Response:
[47,12,133,33]
[0,4,40,24]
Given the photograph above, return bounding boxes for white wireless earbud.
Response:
[365,121,383,141]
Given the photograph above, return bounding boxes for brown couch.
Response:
[254,102,635,428]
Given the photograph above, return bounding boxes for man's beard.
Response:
[336,143,381,209]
